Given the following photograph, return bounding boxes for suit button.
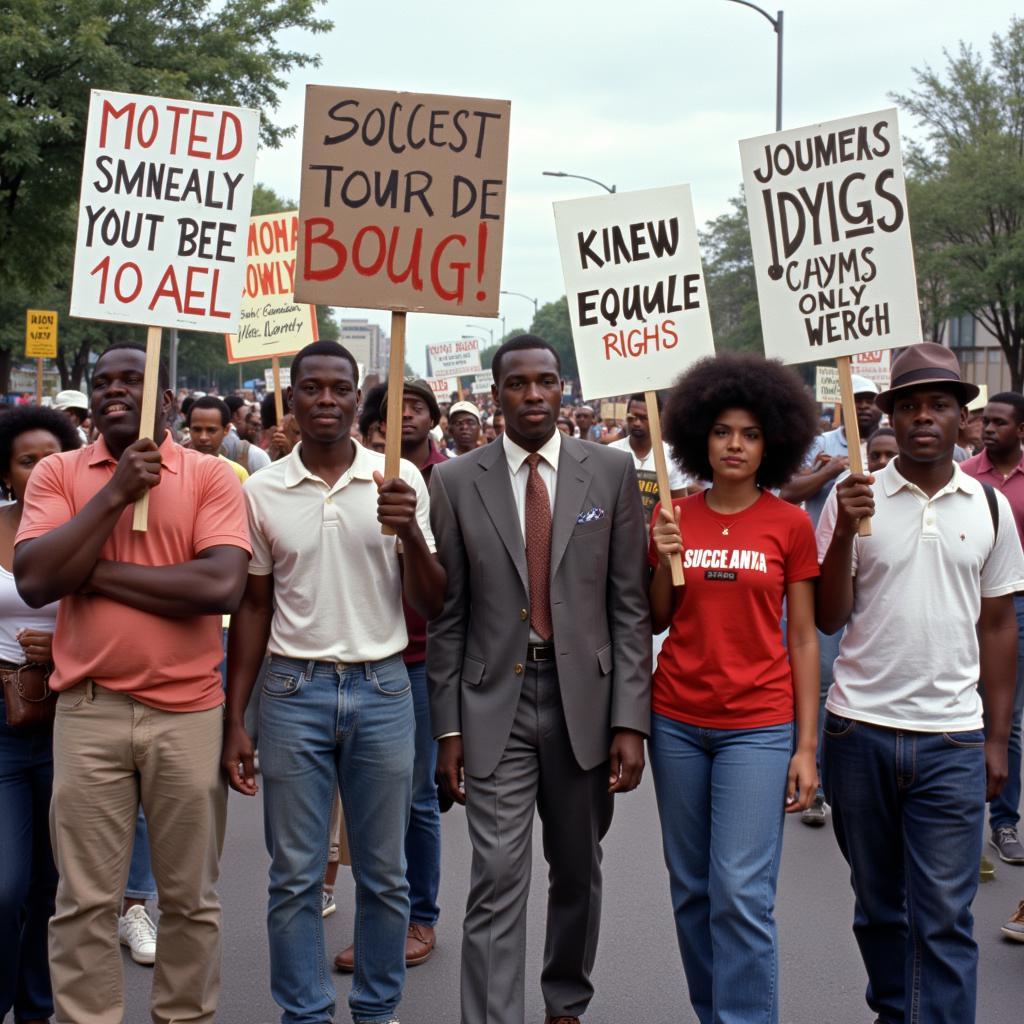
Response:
[514,663,524,675]
[520,608,528,621]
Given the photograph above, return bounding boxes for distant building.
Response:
[942,314,1014,393]
[339,319,389,379]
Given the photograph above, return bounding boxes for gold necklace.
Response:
[705,490,760,535]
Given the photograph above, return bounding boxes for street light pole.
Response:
[542,171,617,194]
[500,290,539,316]
[724,1,784,131]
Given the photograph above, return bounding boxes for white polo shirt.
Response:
[816,460,1024,731]
[244,439,434,663]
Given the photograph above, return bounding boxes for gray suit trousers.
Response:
[461,660,614,1024]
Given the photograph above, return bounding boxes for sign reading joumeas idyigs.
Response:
[740,108,922,364]
[71,90,259,331]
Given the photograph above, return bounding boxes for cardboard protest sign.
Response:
[25,310,58,359]
[815,365,841,404]
[851,349,891,389]
[740,108,921,364]
[425,376,459,402]
[426,338,482,377]
[226,211,318,362]
[554,185,716,401]
[294,85,511,317]
[71,90,259,330]
[471,369,493,396]
[264,365,292,391]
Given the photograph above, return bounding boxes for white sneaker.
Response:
[118,904,157,965]
[322,890,336,918]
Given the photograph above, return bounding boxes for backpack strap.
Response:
[982,482,999,539]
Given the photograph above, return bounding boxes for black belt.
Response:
[526,642,555,662]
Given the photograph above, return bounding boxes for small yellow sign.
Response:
[25,310,58,359]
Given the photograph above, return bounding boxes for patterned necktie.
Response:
[525,453,553,640]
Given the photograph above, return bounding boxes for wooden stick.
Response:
[645,390,685,586]
[272,357,284,425]
[132,326,163,532]
[832,402,841,428]
[837,356,871,538]
[35,359,43,405]
[381,311,407,536]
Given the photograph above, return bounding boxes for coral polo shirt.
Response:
[17,433,251,712]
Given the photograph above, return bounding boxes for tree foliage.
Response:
[894,17,1024,388]
[530,297,578,381]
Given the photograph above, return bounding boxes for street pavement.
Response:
[117,770,1023,1024]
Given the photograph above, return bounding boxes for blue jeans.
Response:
[989,594,1024,832]
[822,713,986,1024]
[648,713,793,1024]
[405,661,440,927]
[260,655,415,1024]
[125,807,158,901]
[0,693,57,1023]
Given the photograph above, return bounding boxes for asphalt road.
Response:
[112,770,1023,1024]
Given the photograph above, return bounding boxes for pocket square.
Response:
[577,506,606,524]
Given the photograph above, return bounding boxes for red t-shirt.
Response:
[648,490,819,729]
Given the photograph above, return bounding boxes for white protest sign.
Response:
[264,366,291,391]
[71,90,259,331]
[226,211,318,361]
[815,365,841,403]
[740,108,921,364]
[427,338,482,377]
[553,185,716,399]
[850,349,891,389]
[425,376,459,401]
[471,370,493,396]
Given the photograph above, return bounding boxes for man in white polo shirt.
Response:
[816,343,1024,1024]
[222,340,445,1024]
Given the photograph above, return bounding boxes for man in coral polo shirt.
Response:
[14,343,251,1024]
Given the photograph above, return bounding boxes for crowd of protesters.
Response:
[1,335,1022,1024]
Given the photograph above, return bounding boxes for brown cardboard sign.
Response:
[295,85,510,317]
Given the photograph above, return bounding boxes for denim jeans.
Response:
[822,713,986,1024]
[988,593,1024,832]
[125,806,158,901]
[648,713,793,1024]
[405,661,440,927]
[0,693,57,1023]
[260,655,415,1024]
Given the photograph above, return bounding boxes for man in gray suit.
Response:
[427,335,651,1024]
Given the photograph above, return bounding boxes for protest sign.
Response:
[815,365,841,404]
[425,376,459,402]
[70,90,259,529]
[25,310,58,403]
[226,211,318,363]
[555,185,715,584]
[739,108,921,364]
[294,85,510,531]
[471,369,493,396]
[426,338,482,377]
[851,349,891,389]
[264,365,292,391]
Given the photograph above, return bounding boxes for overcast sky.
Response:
[254,1,1020,375]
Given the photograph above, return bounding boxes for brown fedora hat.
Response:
[875,343,980,414]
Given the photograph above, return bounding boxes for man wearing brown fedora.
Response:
[815,342,1024,1024]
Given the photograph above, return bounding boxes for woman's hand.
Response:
[785,747,818,813]
[17,629,53,664]
[652,504,683,563]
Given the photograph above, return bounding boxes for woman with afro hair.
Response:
[646,351,821,1024]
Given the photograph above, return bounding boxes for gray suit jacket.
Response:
[426,434,651,779]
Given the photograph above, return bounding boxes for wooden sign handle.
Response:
[35,359,43,405]
[646,390,685,586]
[272,357,284,425]
[837,357,871,538]
[132,326,163,532]
[381,311,407,536]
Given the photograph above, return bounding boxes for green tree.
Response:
[530,298,578,380]
[699,191,764,354]
[894,17,1024,389]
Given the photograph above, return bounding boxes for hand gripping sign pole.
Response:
[380,311,407,536]
[131,326,164,530]
[836,357,871,537]
[645,391,684,587]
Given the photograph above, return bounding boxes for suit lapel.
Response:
[550,436,592,578]
[473,441,529,593]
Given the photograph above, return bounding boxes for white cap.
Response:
[53,389,88,412]
[448,400,482,422]
[850,375,878,395]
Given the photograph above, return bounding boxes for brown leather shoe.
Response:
[406,922,436,966]
[544,1016,581,1024]
[333,943,354,973]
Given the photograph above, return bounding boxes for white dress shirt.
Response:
[503,429,560,538]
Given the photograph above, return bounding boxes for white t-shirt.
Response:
[0,565,59,664]
[608,437,690,520]
[244,439,435,663]
[815,460,1024,731]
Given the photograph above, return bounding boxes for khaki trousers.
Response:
[49,681,227,1024]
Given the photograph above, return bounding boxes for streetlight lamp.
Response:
[500,290,539,316]
[464,324,494,346]
[542,171,616,194]
[724,1,784,132]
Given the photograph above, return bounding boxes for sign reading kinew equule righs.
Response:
[740,108,922,363]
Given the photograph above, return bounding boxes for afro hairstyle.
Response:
[0,405,82,498]
[662,352,818,490]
